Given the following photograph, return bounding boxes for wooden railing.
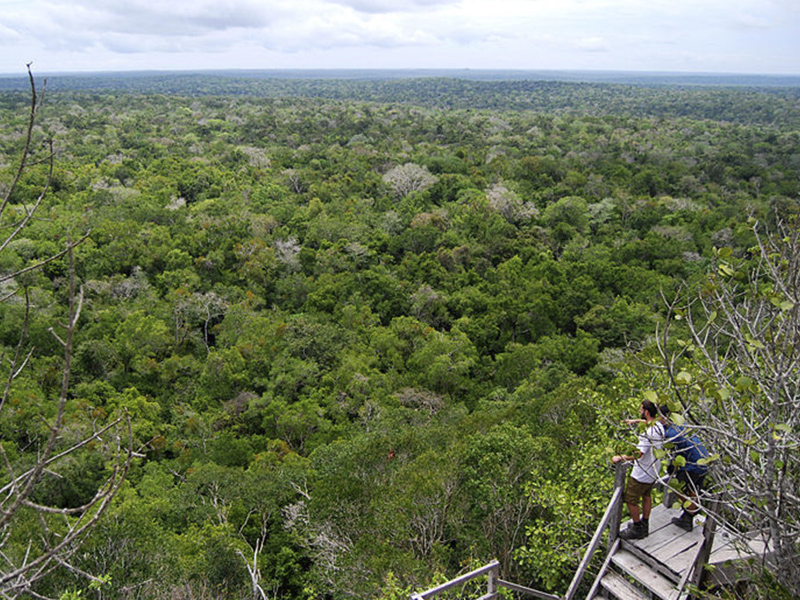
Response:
[411,462,717,600]
[410,559,560,600]
[563,463,628,600]
[562,461,718,598]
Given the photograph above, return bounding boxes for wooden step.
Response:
[598,570,649,600]
[611,549,682,600]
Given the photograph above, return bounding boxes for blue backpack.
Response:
[665,424,709,475]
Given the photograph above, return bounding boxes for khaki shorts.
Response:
[624,477,654,505]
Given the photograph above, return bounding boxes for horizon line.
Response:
[1,67,800,78]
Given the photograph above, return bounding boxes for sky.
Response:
[0,0,798,76]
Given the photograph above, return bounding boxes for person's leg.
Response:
[640,483,654,535]
[627,502,641,522]
[683,471,705,513]
[671,471,699,531]
[620,479,648,539]
[623,477,642,522]
[642,493,652,519]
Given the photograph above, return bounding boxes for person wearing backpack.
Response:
[659,404,710,532]
[612,400,665,540]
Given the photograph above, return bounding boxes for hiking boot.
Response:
[619,520,647,540]
[671,511,694,532]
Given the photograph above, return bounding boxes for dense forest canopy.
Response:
[2,71,800,126]
[0,74,798,599]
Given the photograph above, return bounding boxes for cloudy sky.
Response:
[1,0,798,75]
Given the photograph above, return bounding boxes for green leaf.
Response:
[698,454,721,466]
[774,423,791,433]
[744,333,765,349]
[780,300,795,312]
[675,371,692,385]
[671,413,685,426]
[674,455,686,468]
[643,390,658,403]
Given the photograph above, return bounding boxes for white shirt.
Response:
[630,421,665,483]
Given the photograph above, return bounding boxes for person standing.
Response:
[659,405,710,531]
[611,400,665,540]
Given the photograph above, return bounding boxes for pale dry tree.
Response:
[0,66,132,599]
[382,163,438,198]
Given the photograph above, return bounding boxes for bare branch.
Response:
[0,65,42,219]
[0,233,91,286]
[0,68,130,599]
[654,216,800,594]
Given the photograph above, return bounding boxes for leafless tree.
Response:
[173,291,228,352]
[382,163,438,198]
[655,214,800,595]
[0,66,132,599]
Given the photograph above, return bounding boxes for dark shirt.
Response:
[664,423,709,475]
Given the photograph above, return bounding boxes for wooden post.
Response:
[692,496,718,590]
[608,462,628,549]
[487,562,499,599]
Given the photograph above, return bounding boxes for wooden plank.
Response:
[647,527,701,562]
[612,549,680,600]
[635,506,698,553]
[622,505,704,580]
[653,539,702,577]
[708,544,752,566]
[637,523,697,557]
[708,529,771,566]
[599,571,649,600]
[648,504,679,531]
[675,539,705,599]
[620,540,685,585]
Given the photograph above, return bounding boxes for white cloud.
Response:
[0,0,797,73]
[330,0,460,14]
[576,36,609,52]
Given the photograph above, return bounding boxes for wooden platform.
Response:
[411,475,776,600]
[622,504,704,582]
[622,504,771,588]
